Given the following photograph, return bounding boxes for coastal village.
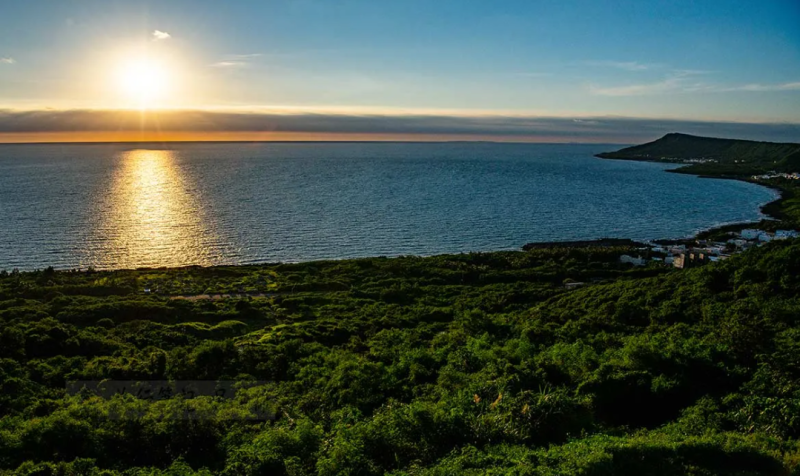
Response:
[751,172,800,180]
[619,227,799,269]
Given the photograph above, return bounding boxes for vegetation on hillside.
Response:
[2,240,800,474]
[596,133,800,172]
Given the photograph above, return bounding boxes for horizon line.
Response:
[0,139,631,146]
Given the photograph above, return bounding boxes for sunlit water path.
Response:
[0,142,779,270]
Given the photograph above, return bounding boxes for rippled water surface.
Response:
[0,142,778,270]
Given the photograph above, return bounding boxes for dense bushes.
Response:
[1,243,800,474]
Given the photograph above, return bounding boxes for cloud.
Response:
[152,30,171,41]
[719,82,800,92]
[210,54,262,68]
[0,57,15,64]
[671,69,713,76]
[571,119,601,125]
[590,77,686,96]
[585,61,654,71]
[211,61,247,68]
[586,68,719,96]
[590,68,800,97]
[0,109,797,143]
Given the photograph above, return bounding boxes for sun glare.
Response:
[118,59,169,108]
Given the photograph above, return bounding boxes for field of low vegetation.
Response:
[2,240,800,475]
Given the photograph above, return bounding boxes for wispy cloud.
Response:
[590,77,686,96]
[152,30,171,41]
[0,57,15,64]
[672,69,713,76]
[211,61,247,68]
[210,54,262,68]
[585,60,655,71]
[583,63,716,96]
[718,82,800,92]
[590,67,800,96]
[592,79,800,96]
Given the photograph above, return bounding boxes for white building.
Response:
[740,229,760,240]
[775,230,799,239]
[758,233,773,243]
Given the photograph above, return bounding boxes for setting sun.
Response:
[118,58,169,108]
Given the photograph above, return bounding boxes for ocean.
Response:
[0,142,778,270]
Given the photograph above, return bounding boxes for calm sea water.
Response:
[0,142,778,270]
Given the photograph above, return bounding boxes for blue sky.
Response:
[0,0,798,141]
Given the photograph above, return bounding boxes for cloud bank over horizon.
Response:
[0,109,798,144]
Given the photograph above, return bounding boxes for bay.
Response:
[0,142,779,270]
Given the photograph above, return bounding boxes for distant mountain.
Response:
[597,133,800,170]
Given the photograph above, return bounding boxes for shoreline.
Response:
[676,173,785,240]
[522,158,788,250]
[596,156,790,244]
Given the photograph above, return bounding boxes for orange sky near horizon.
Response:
[0,131,621,144]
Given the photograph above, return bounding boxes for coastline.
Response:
[670,171,786,240]
[520,158,788,251]
[593,155,790,244]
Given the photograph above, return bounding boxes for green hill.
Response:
[597,133,800,170]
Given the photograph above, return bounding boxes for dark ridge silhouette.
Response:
[597,132,800,169]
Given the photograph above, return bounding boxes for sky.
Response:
[0,0,798,143]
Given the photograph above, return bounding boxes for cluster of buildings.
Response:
[619,245,717,269]
[619,228,799,270]
[751,172,800,180]
[650,156,718,164]
[738,228,799,242]
[678,157,718,164]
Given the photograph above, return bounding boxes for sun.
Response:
[118,58,169,108]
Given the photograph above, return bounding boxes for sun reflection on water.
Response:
[93,149,223,269]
